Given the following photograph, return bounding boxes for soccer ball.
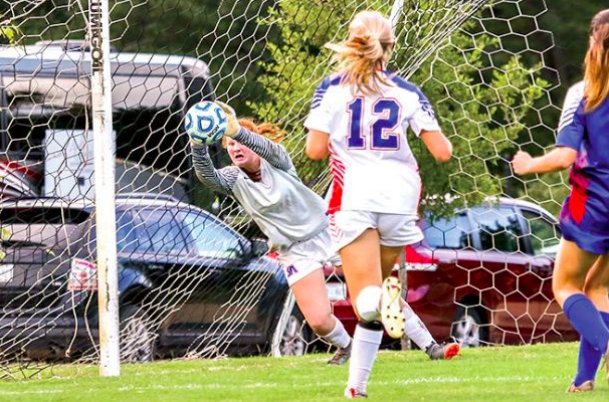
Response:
[184,101,228,145]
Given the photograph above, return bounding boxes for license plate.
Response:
[326,283,347,301]
[68,258,97,291]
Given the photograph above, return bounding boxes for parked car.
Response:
[325,198,576,347]
[0,194,290,361]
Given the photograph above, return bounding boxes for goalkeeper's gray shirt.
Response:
[191,127,328,247]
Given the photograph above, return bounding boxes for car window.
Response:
[114,209,141,253]
[180,211,243,259]
[521,209,560,256]
[0,206,90,224]
[133,208,189,255]
[471,206,523,252]
[422,213,472,249]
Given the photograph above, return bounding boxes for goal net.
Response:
[0,0,577,377]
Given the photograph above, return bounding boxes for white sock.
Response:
[402,303,434,350]
[347,323,383,393]
[322,317,351,349]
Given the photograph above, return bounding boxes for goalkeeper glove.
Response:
[214,101,240,138]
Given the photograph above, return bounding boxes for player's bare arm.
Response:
[306,129,330,160]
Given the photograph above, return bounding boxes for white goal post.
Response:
[89,0,120,377]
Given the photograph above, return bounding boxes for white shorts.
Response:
[329,210,423,251]
[278,228,341,287]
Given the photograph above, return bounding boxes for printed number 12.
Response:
[347,98,401,150]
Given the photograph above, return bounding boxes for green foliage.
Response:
[5,0,602,214]
[250,1,372,187]
[410,30,549,216]
[520,171,569,217]
[0,24,22,45]
[250,1,550,218]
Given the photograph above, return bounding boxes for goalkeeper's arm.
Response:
[191,143,239,195]
[232,127,294,172]
[215,101,294,172]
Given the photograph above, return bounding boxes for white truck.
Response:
[0,40,215,201]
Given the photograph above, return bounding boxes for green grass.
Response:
[1,343,608,401]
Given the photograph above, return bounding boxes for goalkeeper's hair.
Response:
[325,10,395,95]
[222,118,285,147]
[584,8,609,112]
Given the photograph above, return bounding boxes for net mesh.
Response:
[0,0,585,377]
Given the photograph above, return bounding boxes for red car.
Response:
[324,198,576,347]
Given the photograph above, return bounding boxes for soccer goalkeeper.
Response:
[189,101,458,366]
[190,104,352,364]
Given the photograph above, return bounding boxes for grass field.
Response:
[1,343,608,401]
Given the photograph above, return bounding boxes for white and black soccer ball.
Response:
[184,101,228,145]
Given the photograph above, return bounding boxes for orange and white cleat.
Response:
[344,387,368,399]
[426,342,461,360]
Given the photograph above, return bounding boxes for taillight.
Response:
[396,245,439,272]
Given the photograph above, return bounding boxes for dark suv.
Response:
[0,195,289,361]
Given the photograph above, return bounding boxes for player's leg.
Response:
[379,245,406,339]
[279,232,352,364]
[379,244,459,360]
[292,269,335,335]
[553,239,609,362]
[339,227,383,399]
[290,268,351,364]
[379,214,460,360]
[569,253,609,392]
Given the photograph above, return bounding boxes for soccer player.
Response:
[512,8,609,393]
[190,111,352,365]
[305,10,455,398]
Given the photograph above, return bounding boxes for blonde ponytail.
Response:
[326,11,395,95]
[584,9,609,112]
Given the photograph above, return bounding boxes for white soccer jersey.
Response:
[304,72,441,215]
[191,128,329,247]
[231,158,329,246]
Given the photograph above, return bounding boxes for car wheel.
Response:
[451,305,488,347]
[279,309,311,356]
[119,304,156,362]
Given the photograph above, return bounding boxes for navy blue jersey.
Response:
[556,81,609,253]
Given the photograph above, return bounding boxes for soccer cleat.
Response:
[380,277,405,339]
[344,387,368,399]
[566,380,594,393]
[328,342,351,365]
[426,342,461,360]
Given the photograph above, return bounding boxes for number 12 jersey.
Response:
[304,72,441,216]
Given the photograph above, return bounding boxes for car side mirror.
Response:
[251,238,270,257]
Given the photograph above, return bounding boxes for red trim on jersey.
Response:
[327,144,346,214]
[328,212,343,241]
[568,171,589,224]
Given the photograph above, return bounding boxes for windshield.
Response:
[422,213,472,249]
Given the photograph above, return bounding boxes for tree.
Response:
[0,25,21,45]
[3,0,599,215]
[250,0,549,218]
